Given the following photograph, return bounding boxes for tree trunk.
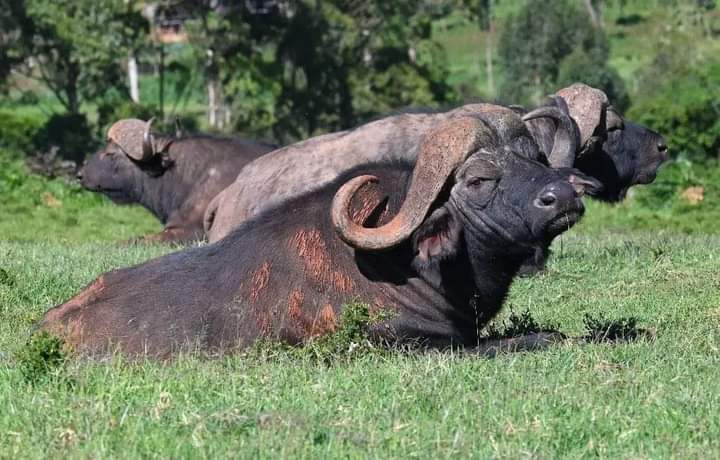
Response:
[485,20,495,97]
[128,54,140,103]
[159,43,165,121]
[67,63,80,114]
[207,77,226,130]
[583,0,602,28]
[208,79,217,128]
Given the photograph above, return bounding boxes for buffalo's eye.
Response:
[466,176,498,189]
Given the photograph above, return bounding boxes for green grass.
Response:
[1,157,720,457]
[0,159,160,242]
[1,234,719,457]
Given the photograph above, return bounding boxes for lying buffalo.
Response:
[205,84,667,272]
[78,118,276,243]
[520,84,668,202]
[39,115,601,358]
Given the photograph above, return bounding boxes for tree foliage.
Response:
[497,0,627,107]
[181,0,456,142]
[0,0,31,90]
[15,0,147,114]
[629,42,720,159]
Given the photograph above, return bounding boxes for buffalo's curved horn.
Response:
[555,83,609,146]
[331,117,493,251]
[140,117,156,161]
[522,100,579,168]
[107,118,155,162]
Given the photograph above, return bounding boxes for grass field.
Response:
[1,156,719,457]
[1,1,719,455]
[1,234,719,457]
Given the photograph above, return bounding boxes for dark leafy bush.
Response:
[629,75,720,160]
[32,113,97,163]
[498,0,625,106]
[557,46,630,111]
[629,50,720,160]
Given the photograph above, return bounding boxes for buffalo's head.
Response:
[77,118,173,204]
[523,83,668,202]
[330,117,601,270]
[574,119,668,202]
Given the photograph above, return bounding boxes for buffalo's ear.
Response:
[412,207,463,268]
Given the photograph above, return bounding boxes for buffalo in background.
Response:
[204,84,667,273]
[39,112,601,359]
[77,118,276,243]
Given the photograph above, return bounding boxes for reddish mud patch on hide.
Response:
[287,289,318,338]
[249,262,272,303]
[311,303,338,336]
[42,275,107,324]
[254,310,272,336]
[290,229,356,293]
[288,289,305,321]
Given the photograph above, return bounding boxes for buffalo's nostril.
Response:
[538,192,557,207]
[657,142,668,153]
[76,171,83,181]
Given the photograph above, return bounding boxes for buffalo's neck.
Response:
[465,231,528,318]
[455,209,534,338]
[134,157,193,224]
[359,240,523,348]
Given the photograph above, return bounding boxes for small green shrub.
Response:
[301,302,389,363]
[583,314,645,343]
[484,309,560,339]
[0,109,46,153]
[16,331,68,384]
[0,267,15,286]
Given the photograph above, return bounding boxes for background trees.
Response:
[0,0,717,160]
[497,0,627,109]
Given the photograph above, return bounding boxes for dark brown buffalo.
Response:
[39,115,601,359]
[77,118,276,243]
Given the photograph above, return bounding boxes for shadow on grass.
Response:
[462,309,656,358]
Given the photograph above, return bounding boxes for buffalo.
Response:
[39,114,601,358]
[520,84,668,202]
[204,84,667,272]
[77,118,276,243]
